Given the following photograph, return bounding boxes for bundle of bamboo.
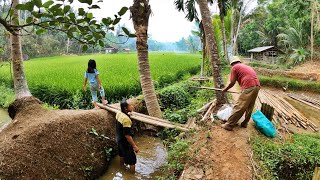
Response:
[256,90,319,132]
[288,93,320,110]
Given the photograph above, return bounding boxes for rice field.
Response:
[0,53,201,107]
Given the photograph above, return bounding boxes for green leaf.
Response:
[34,0,42,8]
[99,40,104,47]
[36,28,45,35]
[89,5,100,9]
[87,12,93,19]
[43,0,54,8]
[122,27,130,35]
[16,4,26,10]
[64,5,71,13]
[25,2,35,11]
[113,18,121,25]
[68,12,75,19]
[31,12,41,18]
[78,8,85,16]
[68,0,74,3]
[129,33,137,38]
[82,45,88,52]
[102,17,112,26]
[118,7,128,16]
[26,17,33,23]
[79,0,92,5]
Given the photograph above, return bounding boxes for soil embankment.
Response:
[253,67,320,81]
[180,79,255,180]
[0,96,143,179]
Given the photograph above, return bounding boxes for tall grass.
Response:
[0,53,201,108]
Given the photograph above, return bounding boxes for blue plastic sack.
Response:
[252,110,277,138]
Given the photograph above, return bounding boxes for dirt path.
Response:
[180,76,256,180]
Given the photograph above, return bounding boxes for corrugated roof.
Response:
[248,46,274,53]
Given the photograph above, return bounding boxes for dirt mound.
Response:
[180,123,255,180]
[0,96,120,179]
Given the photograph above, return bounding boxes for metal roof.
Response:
[248,46,274,53]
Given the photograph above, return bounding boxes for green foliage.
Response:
[159,85,191,110]
[0,83,14,108]
[4,0,129,50]
[259,75,320,93]
[278,20,308,51]
[42,103,60,110]
[0,53,201,109]
[290,48,308,65]
[104,147,113,162]
[164,109,188,124]
[252,134,320,180]
[166,139,190,177]
[238,22,262,51]
[212,15,223,59]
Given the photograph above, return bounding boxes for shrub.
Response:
[252,134,320,180]
[158,85,191,109]
[164,109,188,124]
[0,83,15,108]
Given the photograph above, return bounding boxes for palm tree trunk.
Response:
[198,0,227,105]
[11,0,31,99]
[220,16,229,62]
[130,0,162,118]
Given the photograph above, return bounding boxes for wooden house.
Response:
[247,46,281,64]
[105,46,118,54]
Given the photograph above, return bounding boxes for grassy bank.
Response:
[0,53,201,109]
[259,75,320,93]
[252,134,320,180]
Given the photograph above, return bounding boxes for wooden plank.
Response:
[97,103,189,131]
[313,167,320,180]
[200,100,217,122]
[191,86,240,94]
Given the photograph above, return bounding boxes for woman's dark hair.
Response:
[120,98,129,115]
[87,59,96,73]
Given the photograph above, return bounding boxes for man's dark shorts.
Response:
[118,142,136,165]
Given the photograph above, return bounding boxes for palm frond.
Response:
[174,0,185,12]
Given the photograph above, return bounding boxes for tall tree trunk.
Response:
[220,16,229,62]
[233,12,242,56]
[11,0,31,99]
[311,1,314,61]
[130,0,162,118]
[198,0,227,105]
[230,9,234,57]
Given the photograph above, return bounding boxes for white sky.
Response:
[82,0,257,42]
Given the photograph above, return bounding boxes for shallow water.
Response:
[100,136,167,180]
[0,108,11,128]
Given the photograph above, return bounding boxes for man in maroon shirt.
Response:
[221,57,260,131]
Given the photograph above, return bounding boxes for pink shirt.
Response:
[230,63,260,90]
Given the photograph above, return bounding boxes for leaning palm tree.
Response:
[130,0,162,118]
[198,0,228,105]
[174,0,227,105]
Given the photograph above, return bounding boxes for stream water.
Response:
[100,136,168,180]
[0,108,11,129]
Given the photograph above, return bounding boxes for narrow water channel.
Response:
[100,136,167,180]
[0,108,11,129]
